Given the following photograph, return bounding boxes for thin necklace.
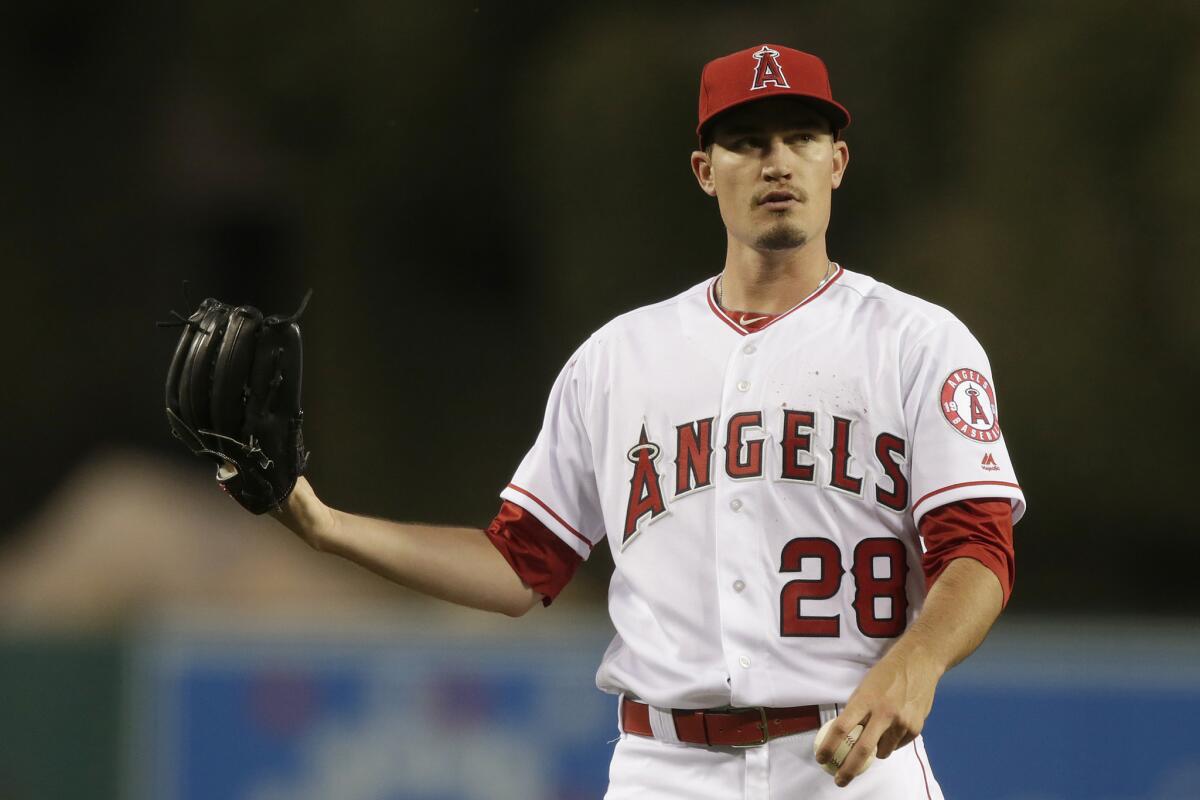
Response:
[717,261,835,309]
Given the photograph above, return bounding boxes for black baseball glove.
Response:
[160,290,312,514]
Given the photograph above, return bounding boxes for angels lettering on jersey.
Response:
[622,409,907,549]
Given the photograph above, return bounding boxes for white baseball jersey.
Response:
[501,264,1025,710]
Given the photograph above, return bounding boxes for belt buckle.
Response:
[728,706,770,748]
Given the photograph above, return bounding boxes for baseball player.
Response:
[272,45,1024,798]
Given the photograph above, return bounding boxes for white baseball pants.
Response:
[605,728,944,799]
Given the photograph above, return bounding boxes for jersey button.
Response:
[739,655,752,669]
[736,380,751,392]
[733,580,746,593]
[743,344,757,355]
[730,499,742,511]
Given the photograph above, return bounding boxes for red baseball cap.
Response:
[697,44,851,143]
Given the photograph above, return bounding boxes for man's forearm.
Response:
[273,477,539,617]
[890,556,1004,673]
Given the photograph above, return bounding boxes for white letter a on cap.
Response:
[751,45,790,90]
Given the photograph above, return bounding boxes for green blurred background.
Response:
[1,1,1197,797]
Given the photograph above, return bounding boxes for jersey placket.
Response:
[713,329,773,703]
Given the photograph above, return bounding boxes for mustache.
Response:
[753,187,808,205]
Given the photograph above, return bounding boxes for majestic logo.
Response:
[940,368,1001,442]
[981,453,1000,471]
[750,45,790,91]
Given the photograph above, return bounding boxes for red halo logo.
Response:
[940,368,1001,442]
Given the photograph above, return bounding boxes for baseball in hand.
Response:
[813,719,875,777]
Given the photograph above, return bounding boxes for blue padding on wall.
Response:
[926,685,1200,799]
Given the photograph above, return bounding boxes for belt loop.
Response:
[648,705,683,744]
[818,703,840,726]
[617,693,627,734]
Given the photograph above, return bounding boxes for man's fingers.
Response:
[875,725,904,759]
[876,716,922,759]
[814,708,866,765]
[834,714,888,787]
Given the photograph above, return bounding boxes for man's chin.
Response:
[755,225,808,251]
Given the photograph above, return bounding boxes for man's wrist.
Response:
[308,506,342,553]
[273,477,339,552]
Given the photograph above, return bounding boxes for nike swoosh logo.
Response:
[739,314,768,326]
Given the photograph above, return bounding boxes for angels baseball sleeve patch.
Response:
[939,368,1001,443]
[904,320,1025,525]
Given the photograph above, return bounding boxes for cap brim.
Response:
[697,94,851,142]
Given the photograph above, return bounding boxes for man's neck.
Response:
[718,237,832,314]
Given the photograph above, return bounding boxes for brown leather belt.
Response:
[621,697,821,747]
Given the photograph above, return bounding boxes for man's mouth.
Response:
[758,191,799,209]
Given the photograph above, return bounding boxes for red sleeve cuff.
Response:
[484,500,584,607]
[918,498,1016,607]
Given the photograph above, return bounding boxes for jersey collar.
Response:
[706,263,843,336]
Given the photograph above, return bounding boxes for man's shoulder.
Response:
[833,266,963,333]
[589,277,712,341]
[559,278,710,372]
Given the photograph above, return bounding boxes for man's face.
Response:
[691,98,849,253]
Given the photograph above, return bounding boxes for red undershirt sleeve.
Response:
[489,499,1014,609]
[484,500,585,607]
[919,498,1016,608]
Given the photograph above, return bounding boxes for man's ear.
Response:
[691,150,717,197]
[831,139,849,190]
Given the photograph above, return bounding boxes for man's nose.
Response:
[761,139,792,181]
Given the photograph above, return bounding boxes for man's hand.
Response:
[161,293,311,514]
[815,557,1005,787]
[814,643,942,786]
